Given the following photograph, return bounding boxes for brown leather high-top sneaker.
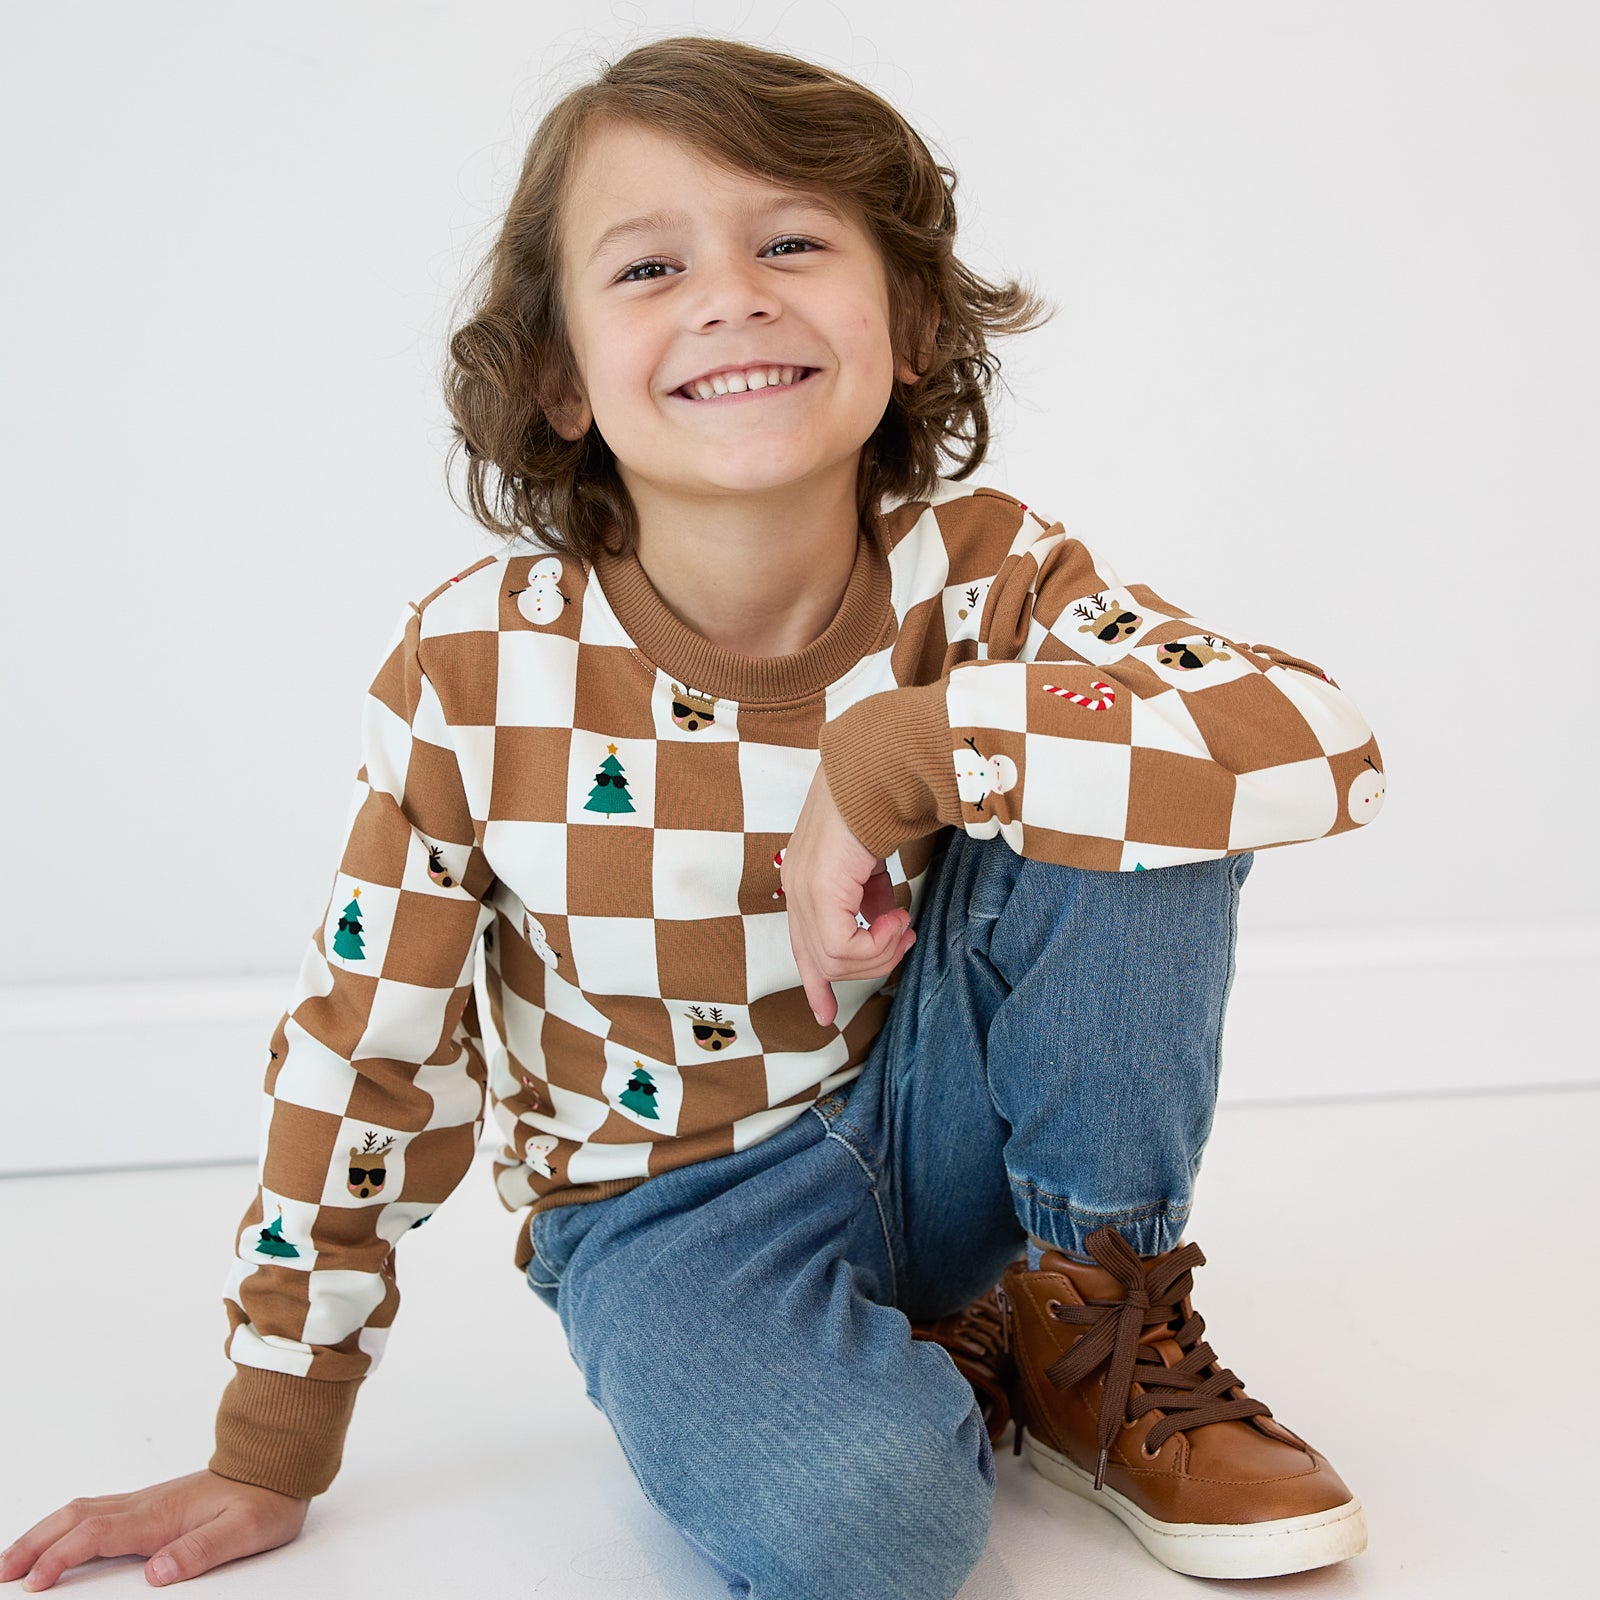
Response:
[997,1228,1366,1579]
[909,1284,1017,1447]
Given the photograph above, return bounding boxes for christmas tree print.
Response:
[333,889,365,960]
[618,1063,660,1119]
[256,1206,301,1259]
[584,744,636,818]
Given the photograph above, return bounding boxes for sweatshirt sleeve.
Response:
[208,604,497,1499]
[818,515,1385,870]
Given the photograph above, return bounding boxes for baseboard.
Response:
[3,919,1594,1176]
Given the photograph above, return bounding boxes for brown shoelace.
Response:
[1029,1228,1271,1489]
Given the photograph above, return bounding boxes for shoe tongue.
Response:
[1039,1249,1131,1302]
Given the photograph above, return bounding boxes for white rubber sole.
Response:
[1020,1432,1369,1579]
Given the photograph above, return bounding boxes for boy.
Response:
[3,36,1383,1597]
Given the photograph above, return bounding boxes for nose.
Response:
[688,248,780,331]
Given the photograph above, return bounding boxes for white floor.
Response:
[2,1086,1593,1599]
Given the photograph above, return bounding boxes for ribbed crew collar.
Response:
[589,513,894,705]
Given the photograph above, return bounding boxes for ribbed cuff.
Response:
[209,1367,364,1500]
[817,681,960,859]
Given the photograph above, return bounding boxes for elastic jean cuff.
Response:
[1014,1192,1191,1259]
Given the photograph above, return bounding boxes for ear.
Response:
[896,301,942,386]
[545,390,593,442]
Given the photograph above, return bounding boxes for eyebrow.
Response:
[584,193,847,268]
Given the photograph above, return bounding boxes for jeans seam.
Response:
[823,1126,900,1306]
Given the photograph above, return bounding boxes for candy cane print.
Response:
[1041,681,1116,711]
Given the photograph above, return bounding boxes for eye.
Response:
[614,235,822,284]
[616,257,675,284]
[765,235,822,257]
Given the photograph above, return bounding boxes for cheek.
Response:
[586,335,641,397]
[584,348,664,432]
[837,306,897,384]
[569,307,654,409]
[856,305,891,348]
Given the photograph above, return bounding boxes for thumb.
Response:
[858,864,899,923]
[147,1512,239,1586]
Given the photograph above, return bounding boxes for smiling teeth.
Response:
[687,365,804,399]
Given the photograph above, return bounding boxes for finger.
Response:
[873,921,917,976]
[812,916,916,1014]
[17,1510,152,1591]
[798,951,838,1030]
[858,868,899,923]
[806,921,918,1028]
[823,908,911,969]
[2,1498,121,1587]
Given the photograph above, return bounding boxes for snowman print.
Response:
[513,558,569,627]
[1347,756,1386,825]
[523,912,562,968]
[953,736,1017,815]
[524,1134,559,1179]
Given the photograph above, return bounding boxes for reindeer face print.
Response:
[670,682,717,732]
[1156,635,1233,672]
[686,1005,737,1051]
[425,843,457,889]
[945,576,995,642]
[347,1132,396,1198]
[1074,593,1143,646]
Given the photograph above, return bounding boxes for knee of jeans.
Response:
[606,1383,992,1600]
[719,1420,992,1599]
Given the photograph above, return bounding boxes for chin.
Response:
[688,458,832,497]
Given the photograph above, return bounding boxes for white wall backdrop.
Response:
[4,2,1596,1170]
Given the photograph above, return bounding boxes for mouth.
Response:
[673,366,819,402]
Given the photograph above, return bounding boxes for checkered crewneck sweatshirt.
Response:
[209,481,1385,1498]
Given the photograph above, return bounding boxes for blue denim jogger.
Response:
[523,830,1254,1599]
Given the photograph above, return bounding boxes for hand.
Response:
[1,1469,309,1590]
[783,763,916,1029]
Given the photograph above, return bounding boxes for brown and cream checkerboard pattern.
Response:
[211,481,1384,1496]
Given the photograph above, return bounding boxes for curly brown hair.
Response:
[441,36,1051,560]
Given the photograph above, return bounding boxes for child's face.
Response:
[552,119,918,508]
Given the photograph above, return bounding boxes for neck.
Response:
[616,462,862,658]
